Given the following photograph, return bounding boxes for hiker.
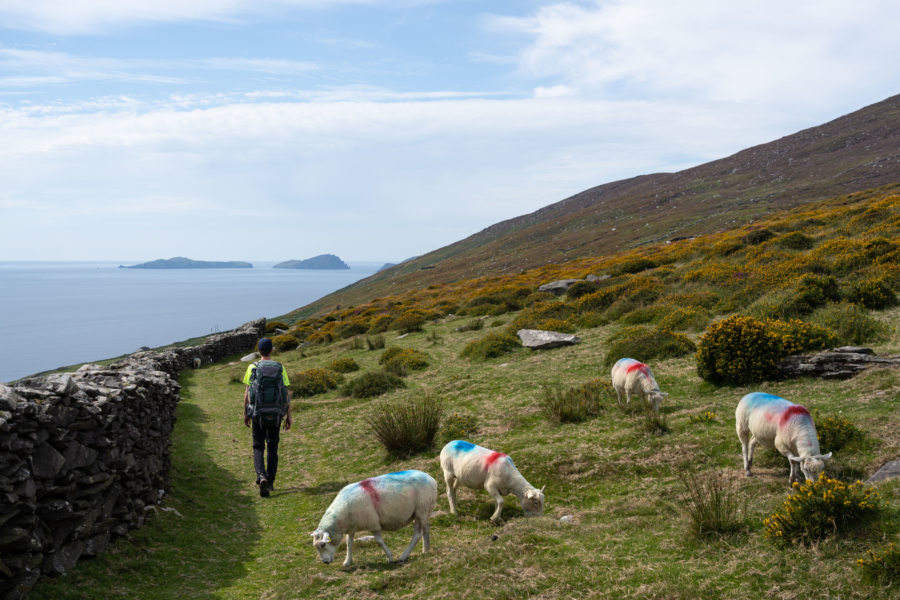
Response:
[243,337,292,497]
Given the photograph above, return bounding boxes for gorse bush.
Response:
[439,412,479,446]
[764,475,881,546]
[290,368,340,398]
[848,277,897,310]
[368,394,443,457]
[379,347,429,376]
[603,326,696,368]
[810,303,891,345]
[689,411,718,424]
[341,371,404,399]
[613,257,658,275]
[657,306,711,332]
[565,280,600,299]
[460,332,521,361]
[814,413,863,453]
[696,315,837,385]
[272,333,300,352]
[328,357,359,374]
[677,469,746,538]
[857,542,900,586]
[778,231,815,250]
[745,228,776,245]
[392,309,427,334]
[265,320,289,333]
[539,379,611,423]
[455,318,485,332]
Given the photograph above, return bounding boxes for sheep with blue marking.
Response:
[736,392,832,485]
[311,470,437,567]
[611,358,668,411]
[440,440,544,523]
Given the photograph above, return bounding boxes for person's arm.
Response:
[283,391,293,430]
[243,386,251,427]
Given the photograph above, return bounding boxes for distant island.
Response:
[120,257,253,269]
[273,254,350,270]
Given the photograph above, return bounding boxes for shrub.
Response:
[272,333,300,351]
[290,368,340,397]
[658,306,711,332]
[460,332,521,361]
[539,379,611,423]
[341,371,405,399]
[602,326,696,368]
[337,320,369,338]
[857,542,900,586]
[778,231,814,250]
[265,320,289,333]
[689,411,718,424]
[677,469,747,538]
[763,475,881,546]
[366,314,394,334]
[368,394,443,457]
[393,309,427,334]
[366,334,386,350]
[329,357,360,374]
[573,287,620,313]
[810,303,891,345]
[439,412,479,445]
[379,347,429,376]
[765,318,838,356]
[613,257,658,275]
[565,280,600,299]
[815,413,863,453]
[745,228,776,245]
[455,318,485,332]
[306,331,333,345]
[508,301,576,331]
[848,277,897,310]
[620,305,671,325]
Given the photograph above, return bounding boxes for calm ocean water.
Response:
[0,261,382,383]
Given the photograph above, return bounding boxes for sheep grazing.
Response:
[735,392,832,485]
[192,357,202,369]
[611,358,668,411]
[311,470,437,567]
[440,440,544,524]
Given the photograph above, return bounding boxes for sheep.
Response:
[735,392,832,485]
[311,470,437,567]
[192,357,202,369]
[611,358,668,411]
[440,440,544,524]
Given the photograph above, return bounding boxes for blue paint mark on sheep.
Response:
[450,440,475,453]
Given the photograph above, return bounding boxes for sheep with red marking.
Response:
[735,392,832,485]
[440,440,544,523]
[611,358,668,411]
[311,470,437,567]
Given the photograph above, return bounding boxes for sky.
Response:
[1,1,899,263]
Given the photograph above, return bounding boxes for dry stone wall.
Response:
[0,318,265,600]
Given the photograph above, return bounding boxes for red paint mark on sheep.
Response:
[626,362,650,376]
[359,479,380,509]
[484,451,507,468]
[779,405,810,427]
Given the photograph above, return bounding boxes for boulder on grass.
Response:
[517,329,581,350]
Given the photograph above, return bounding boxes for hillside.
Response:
[289,94,900,319]
[30,188,900,600]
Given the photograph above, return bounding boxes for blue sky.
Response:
[1,0,899,263]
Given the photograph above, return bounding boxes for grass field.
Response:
[29,304,899,599]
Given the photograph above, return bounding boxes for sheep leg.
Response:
[372,530,394,563]
[343,534,354,567]
[624,389,632,405]
[445,473,459,516]
[738,429,752,475]
[398,520,423,562]
[421,518,431,553]
[786,454,800,485]
[745,436,759,476]
[486,482,505,523]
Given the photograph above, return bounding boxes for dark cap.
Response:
[257,338,273,355]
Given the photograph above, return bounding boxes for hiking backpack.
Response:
[249,360,288,427]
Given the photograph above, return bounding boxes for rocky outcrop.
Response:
[517,329,581,350]
[0,318,264,600]
[537,279,582,296]
[776,347,900,380]
[868,460,900,484]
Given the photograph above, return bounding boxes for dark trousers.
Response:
[252,418,281,483]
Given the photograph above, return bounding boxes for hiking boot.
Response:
[259,478,270,498]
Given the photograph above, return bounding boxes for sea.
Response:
[0,261,383,383]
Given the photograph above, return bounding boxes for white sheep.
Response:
[735,392,832,485]
[311,470,437,567]
[439,440,544,523]
[192,357,202,369]
[611,357,668,411]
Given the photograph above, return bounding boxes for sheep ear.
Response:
[821,452,833,461]
[540,485,546,493]
[788,456,802,463]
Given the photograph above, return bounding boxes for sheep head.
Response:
[789,452,833,481]
[649,391,669,411]
[311,529,338,564]
[522,486,545,517]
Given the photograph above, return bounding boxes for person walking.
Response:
[243,337,292,497]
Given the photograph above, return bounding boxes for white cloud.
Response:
[0,0,441,34]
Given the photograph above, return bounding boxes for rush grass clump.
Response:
[379,347,429,376]
[438,412,479,445]
[459,332,521,361]
[810,302,892,345]
[539,379,611,423]
[341,370,405,399]
[602,326,695,367]
[368,394,444,457]
[763,475,881,547]
[677,469,747,538]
